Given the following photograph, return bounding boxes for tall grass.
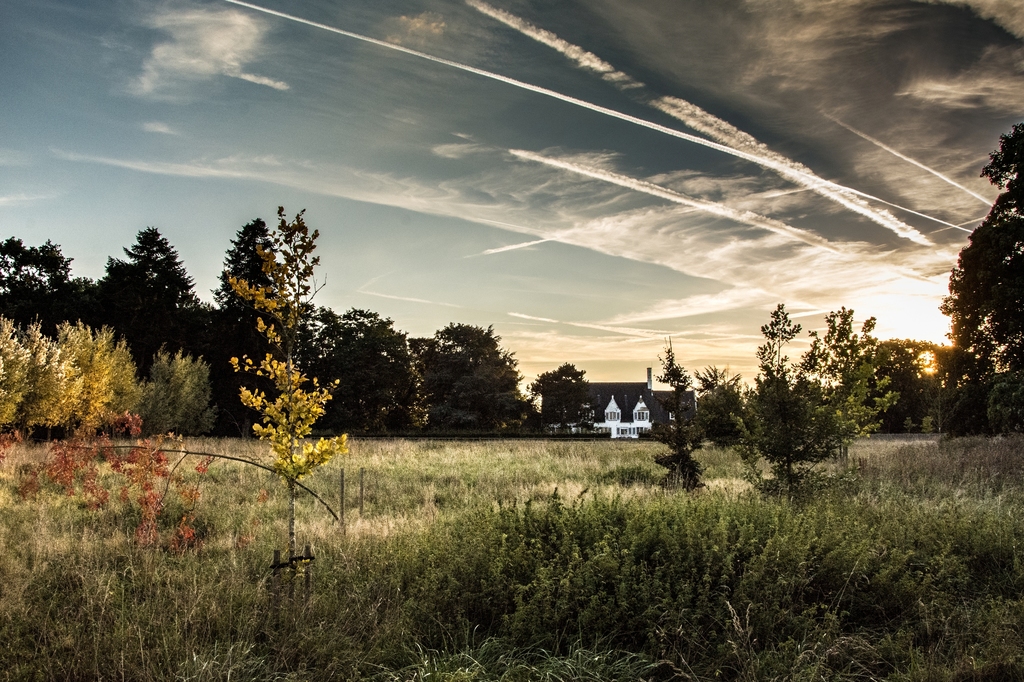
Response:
[1,436,1023,680]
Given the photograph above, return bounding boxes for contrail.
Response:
[479,238,552,255]
[511,149,841,251]
[357,289,463,308]
[508,312,560,323]
[225,0,937,244]
[825,114,992,206]
[465,0,643,89]
[466,0,960,241]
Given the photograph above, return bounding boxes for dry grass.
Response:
[2,435,1024,680]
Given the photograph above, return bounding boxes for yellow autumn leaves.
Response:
[0,318,139,433]
[230,207,347,484]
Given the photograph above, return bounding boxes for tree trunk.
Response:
[288,478,296,557]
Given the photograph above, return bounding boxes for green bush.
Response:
[137,349,216,436]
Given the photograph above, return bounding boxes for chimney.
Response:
[646,367,653,390]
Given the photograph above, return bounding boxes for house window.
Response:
[606,410,619,421]
[635,410,649,421]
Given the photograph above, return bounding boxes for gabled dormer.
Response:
[634,396,649,423]
[605,396,621,422]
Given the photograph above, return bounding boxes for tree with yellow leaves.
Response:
[57,322,141,433]
[0,317,30,427]
[16,322,71,433]
[230,207,347,558]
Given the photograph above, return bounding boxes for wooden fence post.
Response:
[359,467,365,516]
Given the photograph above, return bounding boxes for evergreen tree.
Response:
[98,228,206,374]
[739,304,841,495]
[209,219,274,435]
[652,343,703,490]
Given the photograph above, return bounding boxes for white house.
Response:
[589,368,694,439]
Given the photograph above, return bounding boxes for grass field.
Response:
[1,435,1023,681]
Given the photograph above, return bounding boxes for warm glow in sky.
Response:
[2,0,1022,382]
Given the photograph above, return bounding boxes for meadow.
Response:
[1,436,1023,681]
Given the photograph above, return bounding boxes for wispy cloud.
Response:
[142,121,179,135]
[922,0,1024,40]
[0,193,53,206]
[132,7,288,99]
[603,287,774,324]
[899,69,1024,113]
[432,142,489,159]
[357,290,462,308]
[50,144,957,348]
[51,149,253,179]
[354,274,462,309]
[383,12,447,48]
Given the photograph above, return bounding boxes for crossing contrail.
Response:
[510,149,841,251]
[465,0,971,239]
[825,114,992,206]
[225,0,941,244]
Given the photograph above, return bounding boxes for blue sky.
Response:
[2,0,1022,383]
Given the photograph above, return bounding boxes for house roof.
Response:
[588,382,694,424]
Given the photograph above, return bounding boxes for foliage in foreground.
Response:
[2,437,1024,680]
[230,207,347,556]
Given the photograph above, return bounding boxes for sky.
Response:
[2,0,1023,385]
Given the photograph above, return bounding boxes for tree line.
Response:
[0,219,534,437]
[1,122,1020,444]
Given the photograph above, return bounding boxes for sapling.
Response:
[230,207,347,558]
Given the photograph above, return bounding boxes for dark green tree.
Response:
[874,339,940,433]
[938,122,1024,436]
[0,238,98,332]
[137,349,216,436]
[988,372,1024,434]
[933,345,992,436]
[982,121,1024,221]
[941,122,1024,375]
[209,219,274,436]
[411,323,530,430]
[214,219,273,313]
[739,304,842,494]
[98,228,208,374]
[799,308,897,453]
[652,342,703,489]
[529,363,592,431]
[297,307,423,433]
[693,366,746,447]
